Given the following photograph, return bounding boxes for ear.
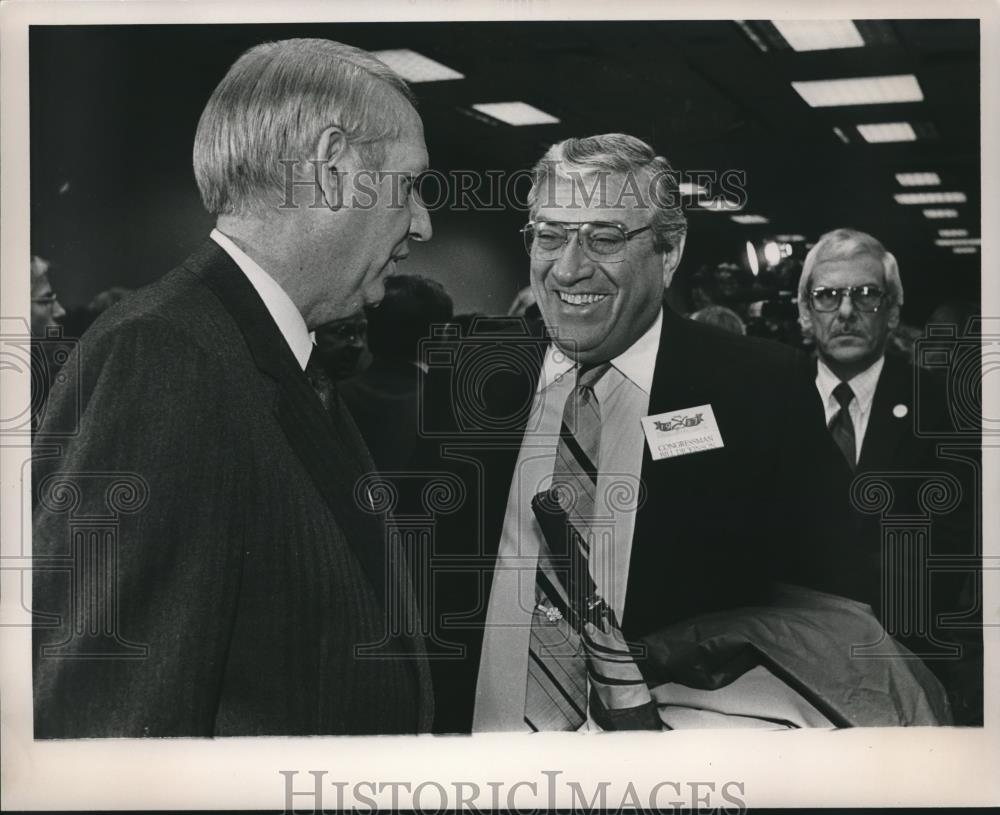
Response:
[886,301,901,331]
[798,301,814,337]
[661,233,687,288]
[313,126,355,211]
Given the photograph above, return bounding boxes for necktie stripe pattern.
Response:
[828,381,856,470]
[524,363,611,731]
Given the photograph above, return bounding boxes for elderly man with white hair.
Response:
[797,228,905,471]
[797,228,982,724]
[32,38,434,737]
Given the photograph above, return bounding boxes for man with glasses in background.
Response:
[797,228,904,472]
[797,228,982,724]
[29,254,67,432]
[30,255,67,339]
[420,134,950,734]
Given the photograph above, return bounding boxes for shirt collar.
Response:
[816,354,885,413]
[539,308,662,394]
[211,228,313,371]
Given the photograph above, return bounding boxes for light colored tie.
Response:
[523,363,611,731]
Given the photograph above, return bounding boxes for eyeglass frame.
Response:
[807,285,888,313]
[520,220,654,263]
[31,293,61,307]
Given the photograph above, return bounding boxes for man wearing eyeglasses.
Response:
[30,255,66,339]
[413,134,950,735]
[29,254,68,432]
[796,228,904,471]
[797,228,982,724]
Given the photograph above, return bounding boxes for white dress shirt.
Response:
[472,310,661,732]
[814,355,885,464]
[210,228,313,370]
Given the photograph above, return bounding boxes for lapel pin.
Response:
[893,403,908,419]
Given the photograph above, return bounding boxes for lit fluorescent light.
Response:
[791,74,922,107]
[857,122,917,143]
[894,192,967,205]
[938,229,968,238]
[731,214,770,225]
[471,102,559,126]
[679,182,708,196]
[373,49,464,82]
[952,247,977,254]
[896,172,941,186]
[832,126,851,144]
[698,197,743,212]
[775,233,806,242]
[923,208,958,219]
[935,238,981,247]
[772,20,864,51]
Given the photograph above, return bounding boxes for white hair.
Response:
[193,38,415,216]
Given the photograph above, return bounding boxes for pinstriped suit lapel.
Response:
[185,240,388,603]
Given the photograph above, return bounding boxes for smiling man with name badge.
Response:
[441,134,951,733]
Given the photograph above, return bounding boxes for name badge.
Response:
[641,404,725,461]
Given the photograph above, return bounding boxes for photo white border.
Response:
[2,0,998,809]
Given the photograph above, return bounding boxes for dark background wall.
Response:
[29,21,981,321]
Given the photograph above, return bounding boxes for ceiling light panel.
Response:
[894,192,967,205]
[895,172,941,186]
[792,74,923,107]
[953,247,977,254]
[772,20,864,51]
[679,183,708,196]
[697,198,743,212]
[471,102,559,126]
[923,209,959,218]
[857,122,917,143]
[935,238,981,247]
[373,49,464,82]
[731,214,770,225]
[938,229,969,238]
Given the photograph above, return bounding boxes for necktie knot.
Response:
[576,362,612,394]
[833,381,855,410]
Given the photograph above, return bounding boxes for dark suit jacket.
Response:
[807,353,982,723]
[414,309,859,732]
[340,358,423,473]
[32,240,433,737]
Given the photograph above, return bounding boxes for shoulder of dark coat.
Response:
[78,266,241,363]
[669,313,811,387]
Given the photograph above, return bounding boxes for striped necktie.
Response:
[828,380,856,471]
[523,362,611,731]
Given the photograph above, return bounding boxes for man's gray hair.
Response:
[30,255,50,286]
[797,228,904,326]
[527,134,687,254]
[193,38,415,216]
